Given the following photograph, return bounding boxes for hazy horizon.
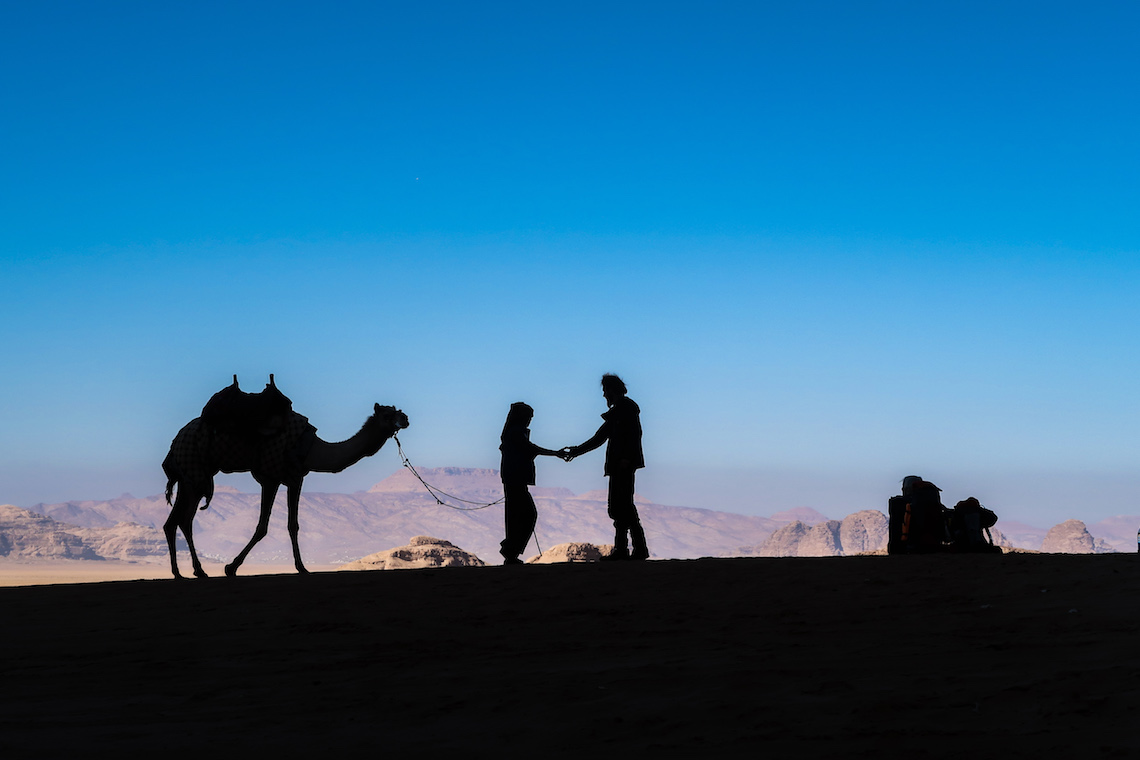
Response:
[11,459,1140,533]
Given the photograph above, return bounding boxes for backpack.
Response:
[887,494,908,554]
[888,478,948,554]
[946,497,1002,554]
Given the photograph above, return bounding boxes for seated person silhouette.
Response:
[499,402,565,565]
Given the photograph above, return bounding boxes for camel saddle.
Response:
[201,375,293,440]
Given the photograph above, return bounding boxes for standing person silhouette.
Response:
[499,402,565,565]
[562,374,648,560]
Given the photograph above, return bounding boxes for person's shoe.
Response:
[629,548,650,561]
[502,556,525,565]
[601,550,629,561]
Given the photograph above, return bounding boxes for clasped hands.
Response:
[557,446,578,462]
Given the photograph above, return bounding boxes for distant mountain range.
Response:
[3,467,1136,564]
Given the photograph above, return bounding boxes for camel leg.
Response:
[180,509,209,579]
[286,479,308,574]
[164,484,207,579]
[163,505,184,580]
[226,482,278,577]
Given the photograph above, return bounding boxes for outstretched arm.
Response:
[563,422,609,460]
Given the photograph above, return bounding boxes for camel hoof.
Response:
[296,565,310,575]
[194,569,208,579]
[224,563,238,578]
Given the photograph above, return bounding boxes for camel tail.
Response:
[163,475,214,511]
[162,448,213,510]
[162,452,178,506]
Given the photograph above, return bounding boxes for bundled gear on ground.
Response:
[888,476,1002,555]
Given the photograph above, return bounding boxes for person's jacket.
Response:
[500,425,540,485]
[577,396,644,476]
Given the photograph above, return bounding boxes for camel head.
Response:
[373,403,410,433]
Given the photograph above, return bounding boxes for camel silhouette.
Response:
[162,378,408,579]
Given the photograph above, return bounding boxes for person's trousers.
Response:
[501,482,537,559]
[607,469,647,556]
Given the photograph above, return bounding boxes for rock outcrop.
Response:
[338,536,486,570]
[799,520,842,555]
[838,510,889,554]
[743,511,889,557]
[78,522,170,561]
[0,505,101,560]
[0,504,166,561]
[988,528,1017,550]
[527,542,610,564]
[1040,520,1112,554]
[750,521,809,557]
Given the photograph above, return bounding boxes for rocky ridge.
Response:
[7,468,1135,565]
[737,510,889,557]
[22,468,786,564]
[0,504,165,561]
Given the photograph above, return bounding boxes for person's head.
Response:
[503,402,534,433]
[600,373,627,405]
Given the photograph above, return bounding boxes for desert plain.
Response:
[1,553,1138,756]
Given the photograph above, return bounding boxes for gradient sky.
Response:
[3,1,1138,527]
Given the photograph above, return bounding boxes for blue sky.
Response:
[2,1,1138,527]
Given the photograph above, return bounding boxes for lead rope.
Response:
[392,433,544,561]
[392,434,503,510]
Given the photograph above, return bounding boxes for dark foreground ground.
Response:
[2,554,1139,756]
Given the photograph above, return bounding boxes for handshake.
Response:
[556,446,579,462]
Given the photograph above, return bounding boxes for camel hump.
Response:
[201,376,294,439]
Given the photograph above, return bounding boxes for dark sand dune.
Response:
[1,554,1138,754]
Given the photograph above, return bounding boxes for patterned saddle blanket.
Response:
[165,411,318,488]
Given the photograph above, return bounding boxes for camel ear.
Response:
[374,403,381,414]
[268,374,276,388]
[232,374,239,387]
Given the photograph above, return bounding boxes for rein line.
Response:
[392,434,505,511]
[391,433,545,560]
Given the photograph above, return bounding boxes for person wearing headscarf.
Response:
[499,402,564,564]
